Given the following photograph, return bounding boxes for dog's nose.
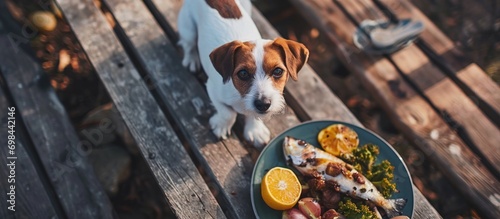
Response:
[254,99,271,112]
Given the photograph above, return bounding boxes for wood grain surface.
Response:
[251,7,443,218]
[103,0,297,217]
[338,0,500,176]
[147,0,440,218]
[54,0,225,218]
[376,0,500,125]
[0,34,114,218]
[0,87,60,219]
[46,0,477,217]
[287,0,500,217]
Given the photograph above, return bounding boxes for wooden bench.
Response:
[286,0,500,218]
[0,18,114,218]
[49,0,439,218]
[1,0,447,218]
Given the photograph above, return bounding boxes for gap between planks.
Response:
[0,77,62,219]
[96,0,294,217]
[373,0,500,127]
[53,0,226,218]
[0,35,114,218]
[140,0,442,218]
[334,0,500,179]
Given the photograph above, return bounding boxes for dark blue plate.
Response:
[251,120,414,218]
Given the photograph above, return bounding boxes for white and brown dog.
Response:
[178,0,309,147]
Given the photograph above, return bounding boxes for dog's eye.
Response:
[237,70,251,81]
[272,68,284,78]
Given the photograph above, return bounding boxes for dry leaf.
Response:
[93,0,102,9]
[58,49,71,72]
[36,50,44,58]
[39,34,47,42]
[310,28,319,38]
[42,61,53,70]
[46,44,55,53]
[50,79,58,89]
[104,12,116,28]
[71,56,80,72]
[5,0,24,21]
[50,0,63,19]
[60,76,70,90]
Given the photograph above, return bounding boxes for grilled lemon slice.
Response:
[318,124,359,156]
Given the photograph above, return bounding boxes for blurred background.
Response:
[0,0,498,218]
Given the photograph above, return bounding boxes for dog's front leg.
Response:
[177,4,201,72]
[209,101,237,140]
[244,116,271,148]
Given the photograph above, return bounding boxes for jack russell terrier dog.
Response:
[178,0,309,147]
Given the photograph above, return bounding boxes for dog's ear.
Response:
[209,41,243,83]
[272,37,309,81]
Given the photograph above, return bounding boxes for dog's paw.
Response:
[244,119,271,148]
[209,113,233,140]
[178,41,201,72]
[182,52,201,72]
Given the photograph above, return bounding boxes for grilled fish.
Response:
[283,136,406,217]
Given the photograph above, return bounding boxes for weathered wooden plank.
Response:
[0,18,60,219]
[0,36,114,218]
[146,0,441,217]
[53,0,225,218]
[0,88,60,219]
[146,1,439,218]
[103,0,298,218]
[131,0,362,217]
[338,0,500,178]
[376,0,500,124]
[287,0,500,218]
[250,7,445,218]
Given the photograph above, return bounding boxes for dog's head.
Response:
[209,37,309,115]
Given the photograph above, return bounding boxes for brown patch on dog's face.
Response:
[209,41,256,96]
[263,42,289,93]
[231,42,256,96]
[205,0,242,19]
[266,37,309,83]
